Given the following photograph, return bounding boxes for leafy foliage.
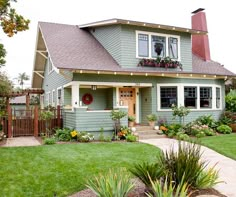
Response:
[129,162,164,187]
[225,90,236,112]
[110,109,127,120]
[146,176,189,197]
[0,0,30,64]
[126,134,137,142]
[17,72,29,89]
[77,131,94,142]
[171,105,190,125]
[43,137,56,145]
[0,71,12,95]
[55,128,72,141]
[146,113,158,121]
[216,125,232,134]
[86,168,134,197]
[195,166,220,189]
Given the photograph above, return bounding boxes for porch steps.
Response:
[133,125,166,140]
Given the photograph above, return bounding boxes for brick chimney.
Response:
[192,8,211,61]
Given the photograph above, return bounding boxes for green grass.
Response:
[0,142,161,197]
[199,133,236,160]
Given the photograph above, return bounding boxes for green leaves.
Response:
[86,168,134,197]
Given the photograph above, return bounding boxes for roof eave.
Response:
[79,18,207,35]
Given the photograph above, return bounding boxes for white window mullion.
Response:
[166,37,169,57]
[212,87,216,110]
[178,85,184,107]
[148,34,152,58]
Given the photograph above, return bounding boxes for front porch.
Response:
[62,81,153,133]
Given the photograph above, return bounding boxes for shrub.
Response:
[77,131,94,142]
[157,142,207,188]
[126,134,137,142]
[129,162,164,187]
[195,166,220,189]
[55,128,72,141]
[86,168,134,197]
[128,116,135,122]
[195,115,217,129]
[171,105,190,124]
[146,176,189,197]
[44,137,56,145]
[98,127,105,141]
[195,131,206,138]
[225,90,236,112]
[176,131,190,141]
[216,125,232,134]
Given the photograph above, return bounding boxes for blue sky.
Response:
[1,0,235,87]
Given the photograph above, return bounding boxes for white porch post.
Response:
[72,84,80,108]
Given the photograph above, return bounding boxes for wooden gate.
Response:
[12,109,34,137]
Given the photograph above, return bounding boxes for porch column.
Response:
[72,84,80,108]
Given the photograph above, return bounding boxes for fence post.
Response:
[7,105,12,138]
[34,106,39,137]
[57,105,61,128]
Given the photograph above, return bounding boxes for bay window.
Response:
[200,87,212,108]
[184,87,197,108]
[157,84,222,111]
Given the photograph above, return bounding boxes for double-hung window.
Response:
[216,87,221,109]
[160,87,177,109]
[138,34,149,57]
[184,87,197,108]
[200,87,212,108]
[136,31,180,60]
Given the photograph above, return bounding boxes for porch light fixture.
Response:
[80,70,83,73]
[130,72,133,76]
[91,85,97,90]
[161,73,164,76]
[190,74,193,77]
[97,71,100,74]
[145,73,148,76]
[203,75,206,77]
[214,75,217,78]
[114,72,117,75]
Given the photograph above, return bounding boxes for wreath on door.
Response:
[82,93,93,105]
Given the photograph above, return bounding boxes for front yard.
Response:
[0,142,160,196]
[200,133,236,160]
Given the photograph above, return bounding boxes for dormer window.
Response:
[138,34,149,57]
[136,31,180,60]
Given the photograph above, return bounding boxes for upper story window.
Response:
[138,34,149,57]
[136,31,180,60]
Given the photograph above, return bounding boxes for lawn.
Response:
[0,142,160,196]
[199,133,236,160]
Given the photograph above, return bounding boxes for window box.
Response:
[137,57,182,70]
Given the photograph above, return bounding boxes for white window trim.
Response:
[46,91,51,106]
[52,89,56,106]
[157,83,222,111]
[48,57,54,74]
[57,87,63,106]
[136,30,181,61]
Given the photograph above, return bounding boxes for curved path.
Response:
[140,138,236,197]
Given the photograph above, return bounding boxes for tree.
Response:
[0,0,30,67]
[17,72,29,89]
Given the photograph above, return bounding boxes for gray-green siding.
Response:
[42,59,72,106]
[73,73,225,124]
[91,24,192,71]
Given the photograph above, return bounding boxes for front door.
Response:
[119,88,136,117]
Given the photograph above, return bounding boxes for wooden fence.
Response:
[1,106,63,137]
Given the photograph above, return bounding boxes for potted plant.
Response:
[146,114,158,127]
[128,116,135,127]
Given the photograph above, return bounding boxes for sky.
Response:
[1,0,235,88]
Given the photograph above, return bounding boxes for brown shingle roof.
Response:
[38,22,235,77]
[192,54,235,76]
[39,22,120,71]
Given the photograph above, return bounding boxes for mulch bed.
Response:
[70,178,226,197]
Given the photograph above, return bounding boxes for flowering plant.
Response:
[118,126,131,139]
[160,126,168,132]
[70,130,78,138]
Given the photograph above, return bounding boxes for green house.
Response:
[32,9,235,133]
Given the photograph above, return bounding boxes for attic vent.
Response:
[192,8,205,14]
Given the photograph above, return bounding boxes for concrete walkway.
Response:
[140,138,236,197]
[3,137,41,147]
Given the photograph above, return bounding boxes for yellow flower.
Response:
[71,130,78,137]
